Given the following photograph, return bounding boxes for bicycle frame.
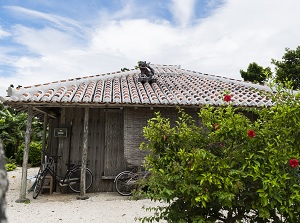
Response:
[32,156,93,198]
[44,157,80,186]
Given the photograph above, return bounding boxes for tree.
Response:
[272,46,300,90]
[139,89,300,222]
[0,105,43,165]
[0,107,28,159]
[240,62,271,84]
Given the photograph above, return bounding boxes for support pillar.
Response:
[41,113,48,163]
[16,106,33,203]
[77,107,89,200]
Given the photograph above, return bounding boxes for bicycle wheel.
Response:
[32,171,46,199]
[68,168,93,193]
[115,171,138,196]
[28,165,43,193]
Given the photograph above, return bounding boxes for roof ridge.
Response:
[150,64,181,68]
[182,68,272,92]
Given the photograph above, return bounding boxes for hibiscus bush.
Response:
[139,90,300,222]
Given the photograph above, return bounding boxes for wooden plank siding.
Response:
[104,109,125,177]
[47,107,202,192]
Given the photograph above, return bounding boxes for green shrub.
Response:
[5,156,17,171]
[5,163,16,171]
[15,141,42,167]
[139,89,300,222]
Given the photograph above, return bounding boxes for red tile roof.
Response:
[0,64,273,107]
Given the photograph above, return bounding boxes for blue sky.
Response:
[0,0,300,96]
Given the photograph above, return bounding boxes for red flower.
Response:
[247,130,255,138]
[224,94,231,102]
[289,159,299,168]
[214,123,219,130]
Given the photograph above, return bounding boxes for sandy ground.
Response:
[5,167,165,223]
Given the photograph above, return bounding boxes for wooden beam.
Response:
[33,107,57,119]
[16,106,33,203]
[78,107,89,200]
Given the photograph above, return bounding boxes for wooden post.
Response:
[77,107,89,200]
[41,113,48,163]
[16,106,33,203]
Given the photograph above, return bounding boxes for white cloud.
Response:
[0,26,11,38]
[90,20,181,55]
[1,0,300,97]
[12,25,81,56]
[4,6,82,29]
[0,86,8,97]
[169,0,196,26]
[3,6,87,38]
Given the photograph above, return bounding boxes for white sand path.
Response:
[5,167,165,223]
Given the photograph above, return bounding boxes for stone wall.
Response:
[123,107,201,167]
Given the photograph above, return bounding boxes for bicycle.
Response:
[32,156,93,199]
[114,167,150,196]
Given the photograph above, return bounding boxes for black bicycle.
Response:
[32,156,93,199]
[114,167,149,196]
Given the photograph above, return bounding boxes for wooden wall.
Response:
[47,106,201,192]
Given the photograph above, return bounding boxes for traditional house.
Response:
[0,63,273,194]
